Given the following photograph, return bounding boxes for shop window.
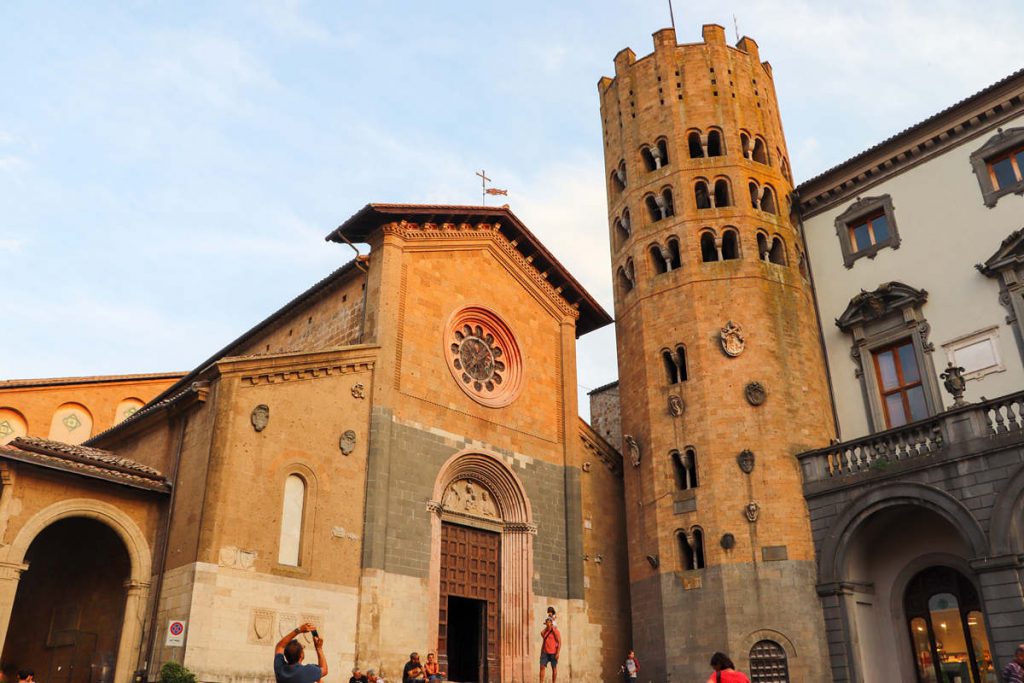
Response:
[706,129,724,157]
[700,232,719,262]
[749,640,789,683]
[714,178,732,207]
[970,127,1024,207]
[833,195,901,267]
[278,474,306,566]
[688,131,704,158]
[721,229,740,260]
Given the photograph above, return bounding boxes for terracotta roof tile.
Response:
[0,437,168,492]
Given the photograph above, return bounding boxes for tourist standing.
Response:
[274,623,328,683]
[538,617,560,683]
[621,650,639,683]
[705,653,749,683]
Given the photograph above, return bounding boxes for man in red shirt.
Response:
[539,617,560,683]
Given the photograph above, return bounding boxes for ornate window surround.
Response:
[833,195,901,268]
[836,282,943,433]
[970,127,1024,208]
[978,227,1024,367]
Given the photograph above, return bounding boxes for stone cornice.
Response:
[216,346,379,387]
[382,220,581,321]
[578,418,623,476]
[798,69,1024,217]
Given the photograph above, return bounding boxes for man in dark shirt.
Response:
[274,622,328,683]
[349,668,368,683]
[402,653,425,683]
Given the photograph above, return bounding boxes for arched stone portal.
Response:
[0,500,152,683]
[427,451,535,683]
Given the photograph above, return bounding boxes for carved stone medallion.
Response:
[668,395,684,417]
[351,383,366,399]
[251,404,270,432]
[745,501,760,523]
[442,479,498,519]
[720,533,736,550]
[744,381,766,406]
[251,609,275,644]
[339,430,357,456]
[737,449,755,474]
[720,320,746,357]
[624,434,641,468]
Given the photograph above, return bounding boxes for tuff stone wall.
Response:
[588,382,622,451]
[599,24,835,682]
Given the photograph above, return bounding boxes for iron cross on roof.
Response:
[475,169,508,205]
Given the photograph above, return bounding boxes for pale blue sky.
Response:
[3,1,1023,417]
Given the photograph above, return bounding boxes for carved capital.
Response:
[0,561,28,582]
[504,521,538,535]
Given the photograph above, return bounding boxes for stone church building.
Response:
[3,21,1024,683]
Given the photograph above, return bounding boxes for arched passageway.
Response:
[1,518,131,683]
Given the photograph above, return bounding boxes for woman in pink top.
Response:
[705,653,750,683]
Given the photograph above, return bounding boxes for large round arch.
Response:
[989,462,1024,556]
[427,449,535,683]
[0,499,152,683]
[818,482,987,585]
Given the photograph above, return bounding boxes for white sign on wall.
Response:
[166,620,187,647]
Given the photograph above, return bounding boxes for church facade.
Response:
[2,21,1024,683]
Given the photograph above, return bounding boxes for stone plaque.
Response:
[762,545,788,562]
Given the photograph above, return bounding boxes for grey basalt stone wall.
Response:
[360,408,582,599]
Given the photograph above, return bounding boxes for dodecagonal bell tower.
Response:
[599,25,835,682]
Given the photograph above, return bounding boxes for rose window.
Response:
[444,307,523,407]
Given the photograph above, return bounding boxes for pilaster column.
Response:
[0,561,28,652]
[500,523,536,683]
[114,579,151,683]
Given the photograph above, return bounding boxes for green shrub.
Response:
[159,662,197,683]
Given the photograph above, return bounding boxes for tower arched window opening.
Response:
[752,137,769,165]
[611,163,626,193]
[769,236,787,265]
[617,265,634,294]
[757,232,770,261]
[695,181,712,209]
[672,447,698,490]
[740,132,751,159]
[749,181,760,209]
[678,531,696,570]
[661,188,675,218]
[650,244,668,275]
[721,229,740,260]
[714,178,732,207]
[780,154,791,182]
[691,527,706,569]
[641,146,658,172]
[662,349,679,384]
[656,139,669,166]
[614,218,629,249]
[798,251,808,279]
[688,131,704,158]
[666,238,681,270]
[700,232,719,263]
[761,186,777,214]
[645,194,662,222]
[706,130,724,157]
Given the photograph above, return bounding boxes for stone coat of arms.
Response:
[720,320,746,357]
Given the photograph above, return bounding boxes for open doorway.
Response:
[446,597,486,683]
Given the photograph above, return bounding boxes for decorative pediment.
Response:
[977,227,1024,276]
[970,127,1024,161]
[836,281,928,331]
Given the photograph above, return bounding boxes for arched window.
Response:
[761,186,777,214]
[695,180,712,209]
[645,194,662,222]
[769,236,787,265]
[680,527,706,570]
[278,474,306,566]
[713,178,732,207]
[749,181,760,209]
[691,527,705,569]
[662,349,679,384]
[640,146,658,172]
[666,238,681,270]
[48,402,94,445]
[700,232,719,262]
[672,448,698,490]
[706,129,724,157]
[610,163,626,193]
[617,266,633,294]
[780,155,791,182]
[749,640,789,682]
[740,132,751,159]
[688,131,704,158]
[752,137,769,165]
[649,244,668,275]
[662,345,686,384]
[656,139,669,166]
[661,188,675,217]
[757,232,770,261]
[721,229,740,260]
[798,251,808,279]
[614,217,629,248]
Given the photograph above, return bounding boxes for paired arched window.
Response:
[641,139,669,171]
[678,527,706,570]
[671,447,698,490]
[749,640,789,682]
[651,237,682,272]
[661,345,687,383]
[645,188,675,222]
[617,258,636,294]
[610,161,626,193]
[278,474,307,566]
[614,211,631,249]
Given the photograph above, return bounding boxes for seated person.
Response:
[367,670,383,683]
[423,653,444,683]
[349,668,368,683]
[402,653,425,683]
